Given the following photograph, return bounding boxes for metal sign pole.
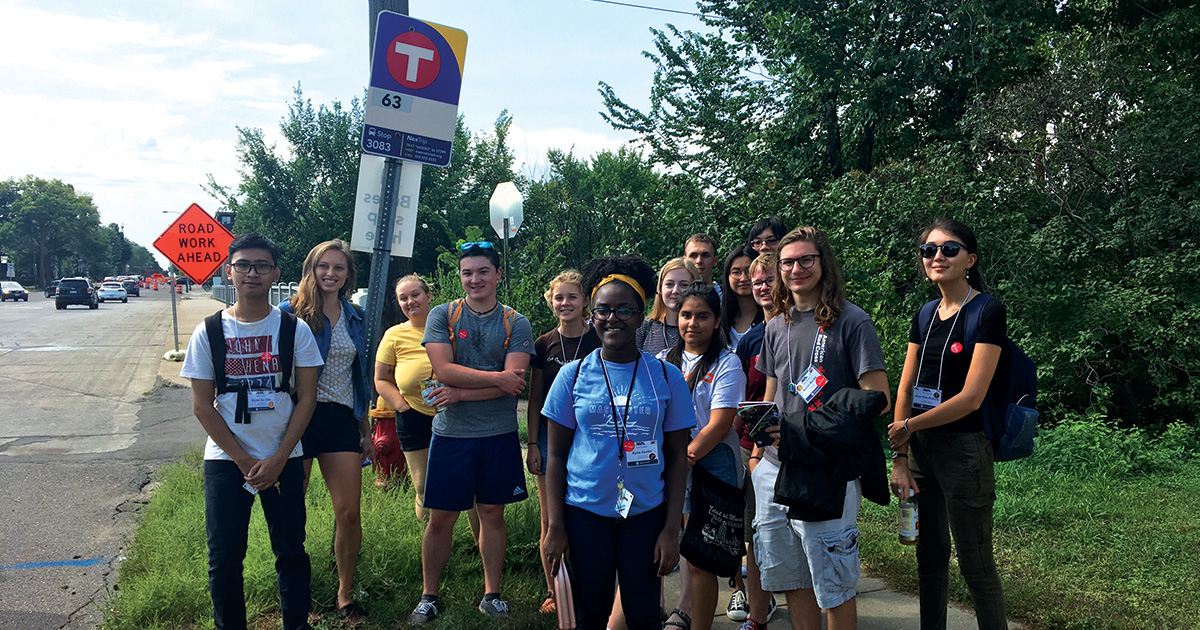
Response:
[502,217,510,295]
[364,160,402,364]
[170,270,180,352]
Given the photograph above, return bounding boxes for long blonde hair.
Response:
[292,239,357,333]
[647,257,701,322]
[770,227,845,328]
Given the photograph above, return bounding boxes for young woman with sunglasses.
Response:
[751,227,890,630]
[279,239,374,623]
[636,257,702,357]
[720,246,763,350]
[541,255,693,630]
[887,219,1007,630]
[662,283,746,630]
[527,270,601,614]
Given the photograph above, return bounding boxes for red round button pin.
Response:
[623,440,635,452]
[458,330,468,339]
[950,342,963,354]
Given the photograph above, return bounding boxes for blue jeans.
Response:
[204,458,311,630]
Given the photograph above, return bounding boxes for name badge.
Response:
[247,390,277,412]
[912,386,942,410]
[796,365,827,403]
[626,440,661,468]
[616,485,635,519]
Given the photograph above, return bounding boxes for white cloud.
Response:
[507,123,633,179]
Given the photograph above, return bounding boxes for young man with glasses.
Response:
[410,241,535,624]
[749,227,890,630]
[181,233,325,630]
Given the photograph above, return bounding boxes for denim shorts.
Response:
[683,443,742,514]
[750,457,861,608]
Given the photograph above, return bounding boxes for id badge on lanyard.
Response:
[247,390,277,412]
[787,326,825,402]
[913,288,972,412]
[911,386,942,410]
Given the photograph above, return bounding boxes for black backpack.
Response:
[917,293,1038,461]
[204,309,298,425]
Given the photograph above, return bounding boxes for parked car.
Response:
[97,282,127,303]
[121,279,140,297]
[1,281,29,302]
[44,279,60,297]
[55,277,99,309]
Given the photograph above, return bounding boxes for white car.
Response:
[97,282,127,303]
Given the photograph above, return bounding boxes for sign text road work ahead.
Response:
[153,203,235,285]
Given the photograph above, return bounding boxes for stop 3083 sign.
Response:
[153,203,234,285]
[362,12,467,167]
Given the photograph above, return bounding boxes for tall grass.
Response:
[860,418,1200,630]
[104,447,555,629]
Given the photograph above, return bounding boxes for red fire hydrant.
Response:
[370,406,406,487]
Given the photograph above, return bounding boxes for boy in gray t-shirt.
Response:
[409,242,535,625]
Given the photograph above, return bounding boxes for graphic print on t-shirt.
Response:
[224,334,279,389]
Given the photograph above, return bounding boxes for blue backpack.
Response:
[917,293,1038,461]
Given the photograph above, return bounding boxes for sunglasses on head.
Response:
[919,242,964,259]
[459,241,496,251]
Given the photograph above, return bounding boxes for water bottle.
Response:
[898,489,918,545]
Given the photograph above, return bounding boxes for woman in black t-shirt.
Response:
[888,219,1008,630]
[528,270,600,615]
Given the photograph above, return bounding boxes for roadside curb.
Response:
[157,289,220,389]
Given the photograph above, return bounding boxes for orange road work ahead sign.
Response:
[153,203,235,285]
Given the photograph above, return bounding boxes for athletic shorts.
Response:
[301,402,361,458]
[751,457,861,608]
[396,407,434,452]
[683,443,742,514]
[423,431,529,511]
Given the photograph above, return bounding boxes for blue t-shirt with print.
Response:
[542,349,694,518]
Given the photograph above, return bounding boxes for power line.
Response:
[583,0,725,20]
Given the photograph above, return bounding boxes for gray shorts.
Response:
[750,457,861,608]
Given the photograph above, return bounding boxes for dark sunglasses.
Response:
[459,241,495,251]
[919,242,964,259]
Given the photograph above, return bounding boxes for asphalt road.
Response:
[0,288,208,630]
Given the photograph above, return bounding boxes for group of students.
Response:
[183,214,1009,630]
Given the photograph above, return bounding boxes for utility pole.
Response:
[364,0,413,363]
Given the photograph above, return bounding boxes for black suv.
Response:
[122,279,140,297]
[55,277,99,309]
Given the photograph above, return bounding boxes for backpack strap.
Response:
[916,299,939,339]
[277,310,297,393]
[502,306,515,349]
[204,311,229,394]
[961,293,995,347]
[447,298,464,353]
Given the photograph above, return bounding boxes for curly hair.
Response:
[291,239,357,334]
[770,227,846,328]
[580,255,656,311]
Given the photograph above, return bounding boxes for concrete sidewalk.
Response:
[161,290,1009,630]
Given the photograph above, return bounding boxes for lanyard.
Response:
[915,287,973,392]
[600,354,640,462]
[785,318,823,387]
[558,325,587,364]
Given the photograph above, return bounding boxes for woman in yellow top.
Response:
[373,275,440,519]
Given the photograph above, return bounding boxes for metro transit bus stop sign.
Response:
[153,203,235,285]
[361,12,467,167]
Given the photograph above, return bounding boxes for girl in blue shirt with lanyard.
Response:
[887,219,1007,630]
[542,255,694,630]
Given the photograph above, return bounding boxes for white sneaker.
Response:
[727,589,749,622]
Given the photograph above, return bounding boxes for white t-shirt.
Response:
[662,348,746,455]
[181,307,324,461]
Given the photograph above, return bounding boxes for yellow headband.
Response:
[591,274,646,303]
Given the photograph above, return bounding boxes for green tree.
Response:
[0,176,105,286]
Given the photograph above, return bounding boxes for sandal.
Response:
[663,608,691,630]
[337,601,367,625]
[539,590,556,614]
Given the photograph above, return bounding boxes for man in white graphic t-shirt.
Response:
[181,233,324,630]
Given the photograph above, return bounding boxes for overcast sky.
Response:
[0,0,707,263]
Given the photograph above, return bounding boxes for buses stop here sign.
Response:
[153,203,235,285]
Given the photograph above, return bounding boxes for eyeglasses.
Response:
[918,242,963,259]
[459,241,495,251]
[778,255,821,270]
[751,279,773,289]
[751,236,779,248]
[592,306,638,321]
[230,261,276,274]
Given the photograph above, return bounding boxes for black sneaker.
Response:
[478,595,511,618]
[409,599,439,625]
